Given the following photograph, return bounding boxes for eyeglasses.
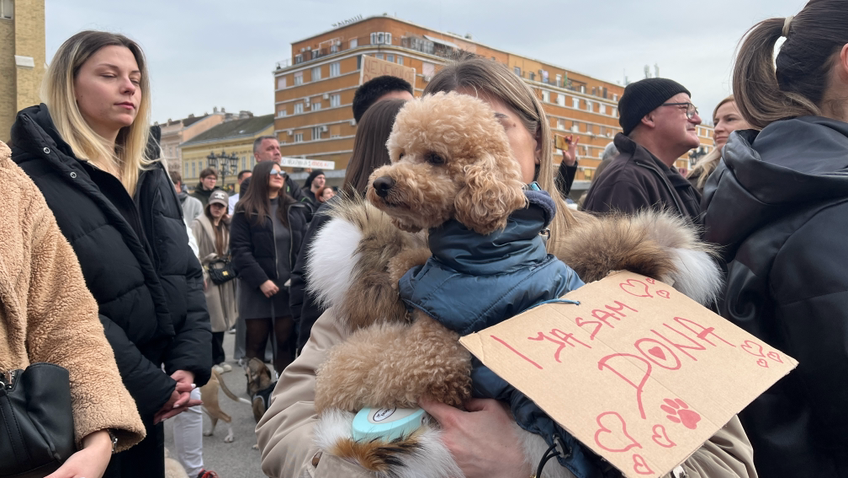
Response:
[269,170,286,177]
[661,102,699,120]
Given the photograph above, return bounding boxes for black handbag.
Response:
[0,363,75,478]
[207,257,237,285]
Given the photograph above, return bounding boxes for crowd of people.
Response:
[1,1,846,477]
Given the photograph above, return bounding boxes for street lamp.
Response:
[206,150,240,192]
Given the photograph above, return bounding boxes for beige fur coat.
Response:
[191,213,237,333]
[0,141,145,451]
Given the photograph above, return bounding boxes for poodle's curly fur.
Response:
[367,92,527,235]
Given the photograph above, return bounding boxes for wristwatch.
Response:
[107,429,118,454]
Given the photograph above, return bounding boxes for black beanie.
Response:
[304,169,325,188]
[618,78,691,135]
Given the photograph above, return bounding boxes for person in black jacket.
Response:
[10,31,212,478]
[289,98,407,351]
[703,4,848,476]
[230,161,309,375]
[582,78,703,223]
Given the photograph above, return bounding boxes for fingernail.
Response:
[191,384,197,389]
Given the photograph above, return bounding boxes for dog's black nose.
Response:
[373,176,395,198]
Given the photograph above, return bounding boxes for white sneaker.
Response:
[218,362,232,373]
[213,364,224,375]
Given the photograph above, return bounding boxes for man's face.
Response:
[650,92,702,155]
[255,138,282,163]
[238,172,252,185]
[201,175,217,190]
[312,174,326,190]
[173,181,181,194]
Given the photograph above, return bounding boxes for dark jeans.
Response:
[212,331,225,365]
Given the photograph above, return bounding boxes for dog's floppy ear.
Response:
[454,152,527,235]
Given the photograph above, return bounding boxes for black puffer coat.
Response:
[703,117,848,477]
[230,200,309,290]
[10,104,212,422]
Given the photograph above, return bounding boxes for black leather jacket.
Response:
[703,117,848,477]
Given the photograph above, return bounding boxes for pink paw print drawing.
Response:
[661,399,701,430]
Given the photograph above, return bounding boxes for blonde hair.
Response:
[42,31,155,195]
[733,1,848,129]
[687,95,735,189]
[424,57,577,252]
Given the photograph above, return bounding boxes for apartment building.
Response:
[0,0,45,142]
[274,15,714,189]
[180,113,273,192]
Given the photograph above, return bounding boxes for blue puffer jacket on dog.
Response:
[399,189,606,478]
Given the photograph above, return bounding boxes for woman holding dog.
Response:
[230,161,309,376]
[703,2,848,476]
[256,58,756,478]
[9,31,212,477]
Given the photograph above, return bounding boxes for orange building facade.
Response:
[274,15,714,188]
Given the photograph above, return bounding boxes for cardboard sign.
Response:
[460,271,796,478]
[360,55,416,86]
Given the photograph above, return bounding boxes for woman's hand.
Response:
[260,280,279,298]
[44,429,112,478]
[561,134,580,166]
[153,370,201,424]
[419,397,531,478]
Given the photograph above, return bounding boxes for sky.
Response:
[46,0,807,126]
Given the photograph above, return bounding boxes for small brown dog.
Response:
[199,369,250,443]
[244,357,273,422]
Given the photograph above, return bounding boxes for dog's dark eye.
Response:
[426,152,445,165]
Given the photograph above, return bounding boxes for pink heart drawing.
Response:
[757,358,769,368]
[620,279,653,299]
[767,351,783,363]
[594,411,642,453]
[651,424,676,448]
[740,340,765,358]
[645,277,656,284]
[648,347,666,360]
[632,454,655,475]
[656,289,671,299]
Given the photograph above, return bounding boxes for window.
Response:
[294,54,303,64]
[294,72,303,85]
[192,162,196,178]
[557,119,564,130]
[329,62,340,77]
[350,38,358,48]
[386,54,394,63]
[277,77,287,89]
[541,91,550,103]
[555,74,562,88]
[294,133,303,143]
[580,85,586,93]
[184,163,189,177]
[313,126,322,140]
[375,53,383,60]
[572,97,580,108]
[586,101,593,112]
[277,106,286,118]
[514,66,521,76]
[599,104,607,115]
[612,107,618,117]
[613,94,618,101]
[311,102,321,111]
[529,72,535,81]
[370,32,392,45]
[1,0,12,19]
[312,66,321,81]
[242,157,247,170]
[330,94,341,108]
[571,122,580,133]
[397,56,403,65]
[557,95,565,107]
[294,103,304,114]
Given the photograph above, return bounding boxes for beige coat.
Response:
[0,141,145,451]
[257,308,757,478]
[191,213,237,333]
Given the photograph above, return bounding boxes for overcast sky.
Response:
[46,0,807,126]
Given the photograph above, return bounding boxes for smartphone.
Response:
[555,134,572,150]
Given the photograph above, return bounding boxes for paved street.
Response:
[164,331,270,478]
